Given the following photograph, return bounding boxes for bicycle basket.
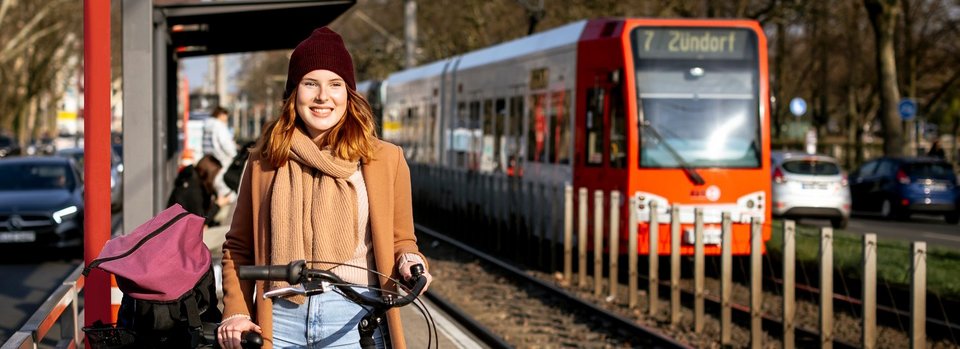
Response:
[82,321,136,349]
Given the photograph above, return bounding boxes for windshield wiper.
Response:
[641,121,706,186]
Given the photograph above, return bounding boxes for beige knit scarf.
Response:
[269,129,359,297]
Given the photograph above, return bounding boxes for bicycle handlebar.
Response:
[237,260,427,309]
[236,260,305,285]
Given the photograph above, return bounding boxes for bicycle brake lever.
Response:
[263,285,305,299]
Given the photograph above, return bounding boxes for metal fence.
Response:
[2,265,83,349]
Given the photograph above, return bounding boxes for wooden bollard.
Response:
[911,242,926,349]
[863,233,877,349]
[594,190,604,296]
[563,184,573,283]
[648,201,659,316]
[628,196,638,308]
[608,191,620,301]
[694,208,704,334]
[820,227,833,349]
[720,212,732,345]
[578,187,588,288]
[669,206,681,326]
[750,218,762,349]
[783,220,796,349]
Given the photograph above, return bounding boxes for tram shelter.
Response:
[122,0,355,234]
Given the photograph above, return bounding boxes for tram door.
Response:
[577,78,627,193]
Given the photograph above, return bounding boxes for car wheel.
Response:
[880,199,894,219]
[831,217,848,229]
[947,212,960,225]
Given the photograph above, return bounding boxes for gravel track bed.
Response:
[420,233,959,348]
[421,237,659,348]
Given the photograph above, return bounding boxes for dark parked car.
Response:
[850,157,959,224]
[0,133,20,158]
[0,157,84,249]
[56,147,123,211]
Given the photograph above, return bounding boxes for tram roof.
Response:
[388,19,588,85]
[157,0,356,58]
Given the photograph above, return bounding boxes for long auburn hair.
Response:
[255,87,379,168]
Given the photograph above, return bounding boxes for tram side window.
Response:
[427,103,437,164]
[405,107,418,159]
[495,98,506,171]
[609,87,626,168]
[585,88,605,166]
[527,94,547,162]
[553,90,571,165]
[509,96,524,174]
[454,102,467,168]
[483,99,495,172]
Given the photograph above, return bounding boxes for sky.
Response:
[180,54,243,94]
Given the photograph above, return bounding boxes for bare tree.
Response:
[864,0,904,156]
[0,0,81,144]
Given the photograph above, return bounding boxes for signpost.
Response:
[790,97,807,117]
[899,98,919,155]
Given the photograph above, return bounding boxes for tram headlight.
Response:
[689,67,705,78]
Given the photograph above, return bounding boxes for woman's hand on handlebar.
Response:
[218,316,261,349]
[398,260,432,295]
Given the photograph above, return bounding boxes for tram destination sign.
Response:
[633,28,752,60]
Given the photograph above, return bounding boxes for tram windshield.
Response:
[631,27,761,169]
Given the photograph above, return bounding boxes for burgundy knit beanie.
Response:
[283,27,356,99]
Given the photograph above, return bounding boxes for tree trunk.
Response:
[864,0,904,156]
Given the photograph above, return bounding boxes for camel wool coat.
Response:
[220,140,425,349]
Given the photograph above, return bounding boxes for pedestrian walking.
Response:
[203,106,239,204]
[928,140,946,159]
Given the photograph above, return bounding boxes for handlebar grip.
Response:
[410,263,425,278]
[237,260,305,285]
[242,331,264,349]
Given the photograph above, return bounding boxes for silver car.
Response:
[771,151,851,229]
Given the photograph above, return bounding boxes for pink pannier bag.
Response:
[83,203,209,300]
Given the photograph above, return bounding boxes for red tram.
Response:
[382,18,771,256]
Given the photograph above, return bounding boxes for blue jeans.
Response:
[271,287,388,348]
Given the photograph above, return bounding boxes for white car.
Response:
[771,151,851,229]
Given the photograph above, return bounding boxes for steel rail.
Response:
[416,223,693,349]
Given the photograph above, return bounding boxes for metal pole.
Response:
[404,0,418,68]
[83,0,112,331]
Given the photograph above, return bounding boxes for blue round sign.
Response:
[789,97,807,117]
[898,99,917,120]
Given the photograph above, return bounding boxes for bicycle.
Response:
[217,259,435,349]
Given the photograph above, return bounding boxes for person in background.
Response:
[167,155,222,226]
[217,27,432,349]
[203,106,238,207]
[927,140,946,159]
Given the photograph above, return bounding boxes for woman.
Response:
[167,155,222,226]
[217,27,432,349]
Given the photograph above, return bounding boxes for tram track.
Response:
[416,224,692,349]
